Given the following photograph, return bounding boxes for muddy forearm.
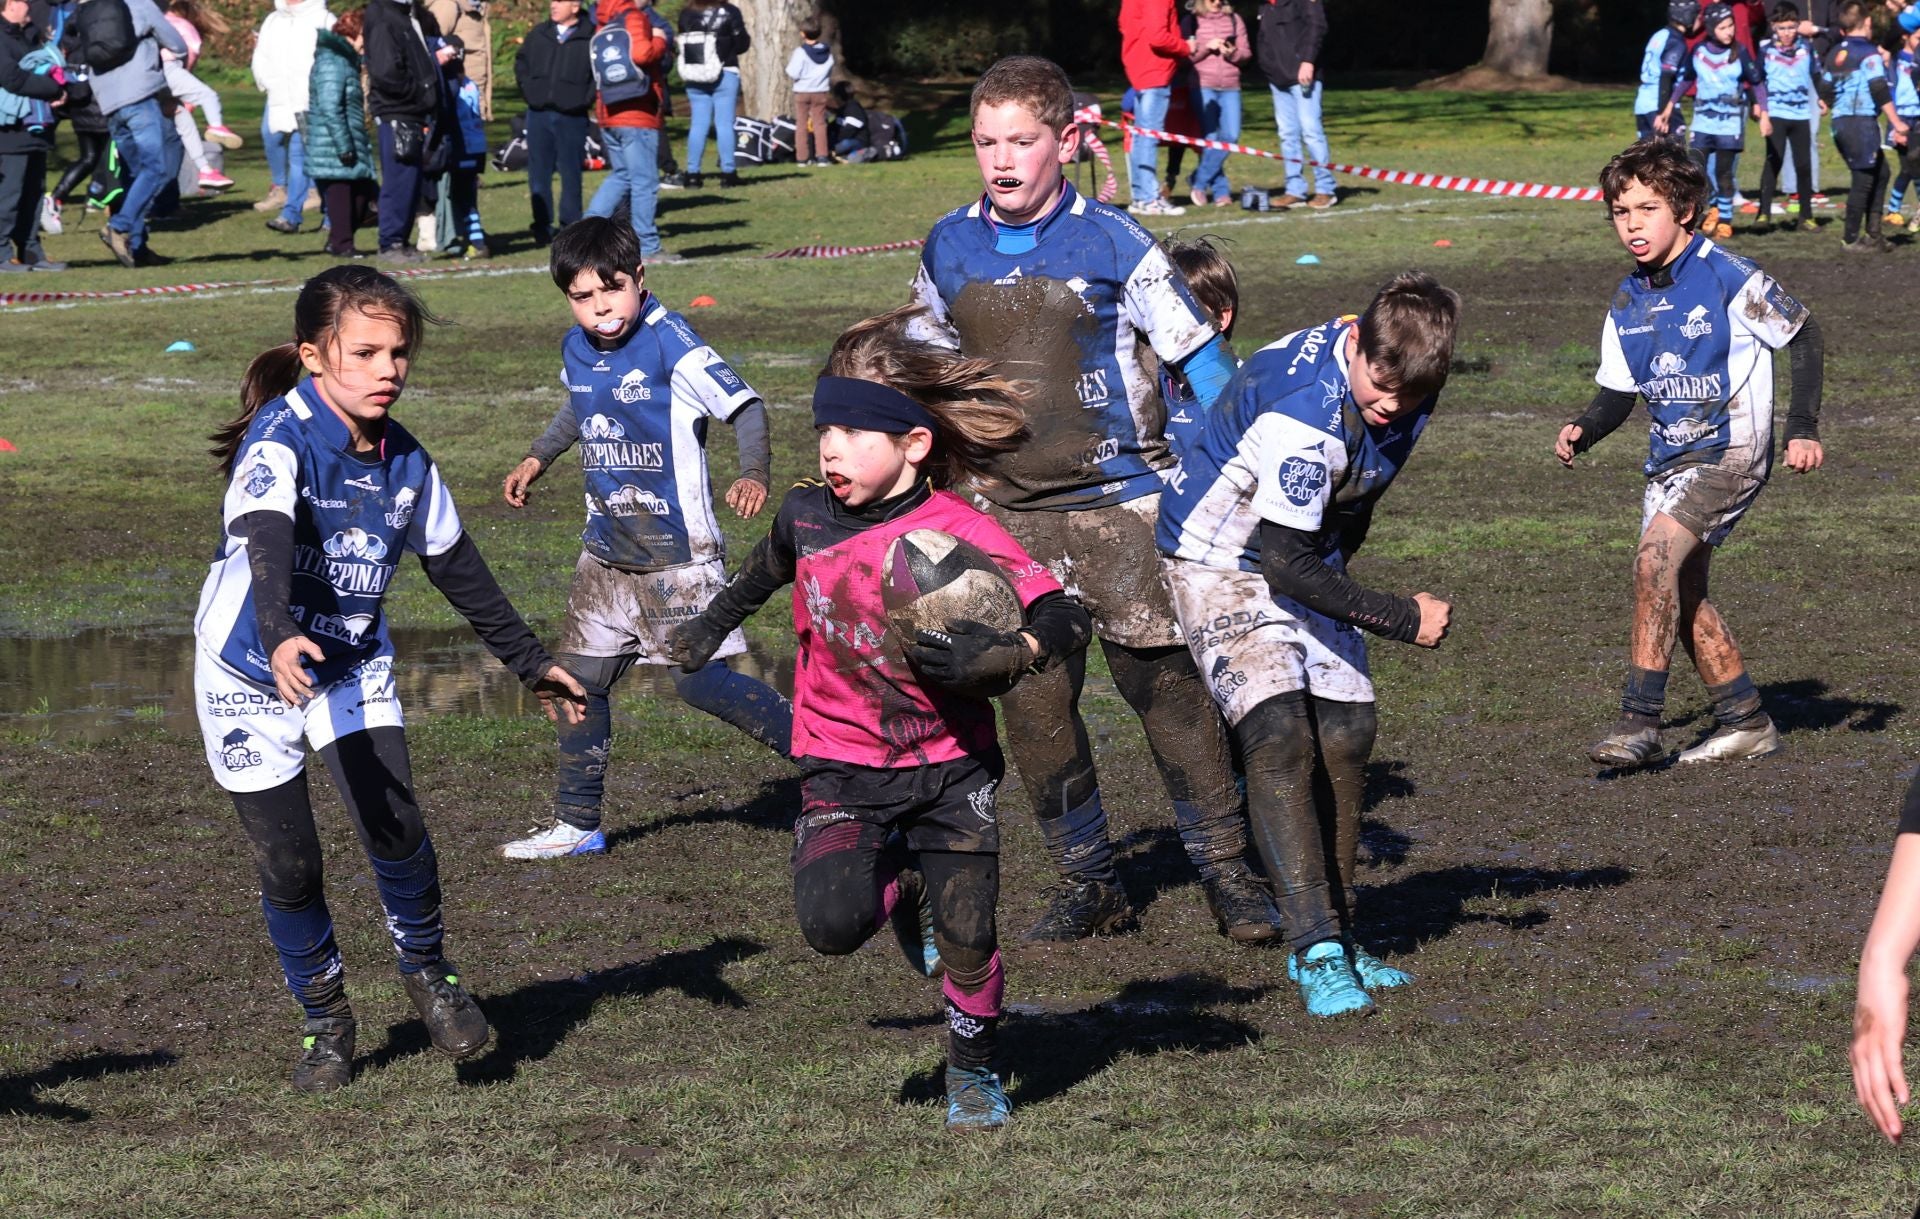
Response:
[1260,520,1420,643]
[1570,387,1638,454]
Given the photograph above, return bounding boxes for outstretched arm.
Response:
[1854,807,1920,1144]
[420,534,586,722]
[1259,520,1447,646]
[1784,313,1824,471]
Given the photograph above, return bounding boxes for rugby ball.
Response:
[881,529,1025,658]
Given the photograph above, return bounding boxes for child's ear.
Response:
[1055,121,1082,166]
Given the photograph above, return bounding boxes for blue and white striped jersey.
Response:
[1762,38,1817,121]
[1679,41,1765,137]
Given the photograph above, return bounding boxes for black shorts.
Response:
[794,750,1004,860]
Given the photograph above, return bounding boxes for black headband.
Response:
[812,376,935,434]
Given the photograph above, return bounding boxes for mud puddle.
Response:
[0,628,794,743]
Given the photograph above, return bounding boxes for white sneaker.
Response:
[414,214,438,253]
[1127,196,1187,217]
[38,195,61,236]
[498,819,609,860]
[1676,718,1780,764]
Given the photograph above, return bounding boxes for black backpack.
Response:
[73,0,138,73]
[590,20,650,106]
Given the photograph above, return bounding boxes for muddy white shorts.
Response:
[1642,464,1766,547]
[986,494,1183,649]
[556,552,748,662]
[195,647,404,793]
[1161,555,1373,724]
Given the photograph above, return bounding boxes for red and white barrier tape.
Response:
[1073,105,1603,203]
[762,237,927,260]
[0,261,533,309]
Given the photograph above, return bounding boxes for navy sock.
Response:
[1706,672,1767,729]
[368,833,445,974]
[1170,797,1246,883]
[553,681,613,832]
[1036,791,1117,884]
[674,661,794,759]
[260,894,349,1019]
[1620,666,1669,729]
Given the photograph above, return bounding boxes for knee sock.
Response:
[1620,666,1669,729]
[1036,792,1118,884]
[673,661,794,760]
[1893,176,1910,212]
[1706,672,1767,729]
[554,661,614,830]
[261,894,349,1019]
[943,951,1004,1073]
[368,834,446,974]
[1170,798,1250,883]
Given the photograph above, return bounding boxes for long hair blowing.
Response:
[823,305,1032,489]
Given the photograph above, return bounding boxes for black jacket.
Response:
[1255,0,1327,90]
[0,16,62,155]
[365,0,443,121]
[677,0,749,69]
[514,18,593,114]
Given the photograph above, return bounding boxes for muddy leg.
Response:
[1236,691,1341,954]
[997,645,1116,884]
[230,774,350,1018]
[1676,544,1768,728]
[923,850,1002,1072]
[1308,697,1377,922]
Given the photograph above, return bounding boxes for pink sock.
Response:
[942,951,1004,1018]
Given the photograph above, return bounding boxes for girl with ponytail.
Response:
[194,265,586,1092]
[666,304,1093,1131]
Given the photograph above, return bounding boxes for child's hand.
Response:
[270,635,325,707]
[1897,120,1913,148]
[1758,113,1773,138]
[532,663,588,725]
[1554,423,1584,467]
[1853,964,1911,1143]
[1654,109,1672,135]
[1411,593,1451,648]
[502,456,544,508]
[1785,438,1824,472]
[725,478,768,519]
[666,617,728,673]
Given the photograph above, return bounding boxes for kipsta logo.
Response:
[324,527,389,562]
[1277,456,1328,506]
[243,462,277,499]
[220,728,263,772]
[1651,351,1687,377]
[580,413,627,441]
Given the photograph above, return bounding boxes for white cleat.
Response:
[498,819,608,860]
[1676,719,1780,764]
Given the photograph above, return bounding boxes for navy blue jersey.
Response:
[911,182,1217,511]
[1157,318,1433,573]
[195,378,465,686]
[557,293,758,570]
[1763,38,1818,121]
[1638,27,1689,114]
[1596,232,1807,478]
[1826,36,1891,117]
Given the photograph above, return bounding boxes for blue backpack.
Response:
[590,19,649,106]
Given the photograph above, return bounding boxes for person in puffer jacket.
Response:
[304,6,376,256]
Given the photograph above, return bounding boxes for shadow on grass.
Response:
[889,973,1268,1110]
[1364,864,1633,956]
[0,1049,178,1122]
[605,774,801,850]
[1761,678,1899,736]
[679,241,762,259]
[359,936,768,1085]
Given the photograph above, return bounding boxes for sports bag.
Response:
[676,28,721,84]
[72,0,138,73]
[590,20,650,106]
[490,113,528,172]
[733,114,793,165]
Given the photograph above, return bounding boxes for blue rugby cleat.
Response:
[1292,940,1374,1018]
[944,1066,1011,1131]
[1350,947,1414,990]
[889,866,943,978]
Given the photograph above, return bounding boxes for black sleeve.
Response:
[1785,312,1824,443]
[728,5,749,58]
[238,511,304,656]
[1020,589,1092,670]
[691,495,800,635]
[418,532,556,687]
[1259,519,1421,643]
[1301,0,1327,63]
[729,400,771,486]
[1900,764,1920,836]
[1872,73,1894,112]
[527,401,579,465]
[1333,500,1375,563]
[1568,386,1639,454]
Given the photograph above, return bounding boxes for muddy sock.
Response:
[1706,672,1767,729]
[674,661,794,760]
[368,834,446,974]
[1036,791,1117,885]
[553,657,614,832]
[943,952,1003,1073]
[1619,666,1669,729]
[260,894,350,1019]
[1170,798,1247,884]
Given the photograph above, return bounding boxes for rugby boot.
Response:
[1292,939,1374,1018]
[1021,878,1135,941]
[498,818,607,860]
[889,865,944,978]
[1676,717,1780,764]
[401,961,491,1059]
[1202,865,1283,943]
[1701,203,1721,231]
[1587,723,1666,768]
[944,1066,1011,1131]
[1287,943,1413,990]
[291,1016,355,1092]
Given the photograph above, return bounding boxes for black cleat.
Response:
[1203,866,1283,943]
[401,961,491,1059]
[1021,878,1135,941]
[291,1016,355,1092]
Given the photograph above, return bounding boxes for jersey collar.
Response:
[975,180,1081,242]
[293,376,385,461]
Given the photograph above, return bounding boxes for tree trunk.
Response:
[1479,0,1553,77]
[735,0,858,118]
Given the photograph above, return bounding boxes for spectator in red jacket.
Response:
[584,0,681,262]
[1120,0,1190,215]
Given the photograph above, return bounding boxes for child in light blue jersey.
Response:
[496,215,793,860]
[1640,1,1702,140]
[1817,0,1910,249]
[1660,3,1770,236]
[1757,2,1822,229]
[1884,14,1920,226]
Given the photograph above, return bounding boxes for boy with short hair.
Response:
[1882,14,1920,227]
[1159,235,1240,457]
[1556,140,1825,769]
[1756,2,1821,231]
[495,215,792,859]
[786,21,833,166]
[910,54,1280,944]
[1157,272,1461,1018]
[1659,2,1770,238]
[1639,1,1702,141]
[1816,0,1908,250]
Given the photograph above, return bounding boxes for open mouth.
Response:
[594,318,627,336]
[825,472,850,492]
[992,177,1021,190]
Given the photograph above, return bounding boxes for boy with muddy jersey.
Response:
[908,54,1279,944]
[1557,140,1824,769]
[1157,274,1458,1018]
[495,217,792,860]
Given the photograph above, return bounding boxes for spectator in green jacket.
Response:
[304,6,378,257]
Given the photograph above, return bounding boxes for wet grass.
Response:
[7,83,1920,1216]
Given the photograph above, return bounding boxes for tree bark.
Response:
[735,0,857,118]
[1479,0,1553,77]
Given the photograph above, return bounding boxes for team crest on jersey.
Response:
[967,780,997,825]
[219,728,263,772]
[606,484,671,517]
[1640,352,1723,401]
[802,573,884,652]
[385,487,418,530]
[613,368,653,403]
[1680,305,1713,339]
[581,414,627,441]
[242,462,277,499]
[324,528,389,561]
[1651,352,1687,376]
[1277,456,1328,506]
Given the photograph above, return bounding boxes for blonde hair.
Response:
[823,305,1031,489]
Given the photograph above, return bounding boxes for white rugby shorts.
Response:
[195,646,405,793]
[556,553,748,661]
